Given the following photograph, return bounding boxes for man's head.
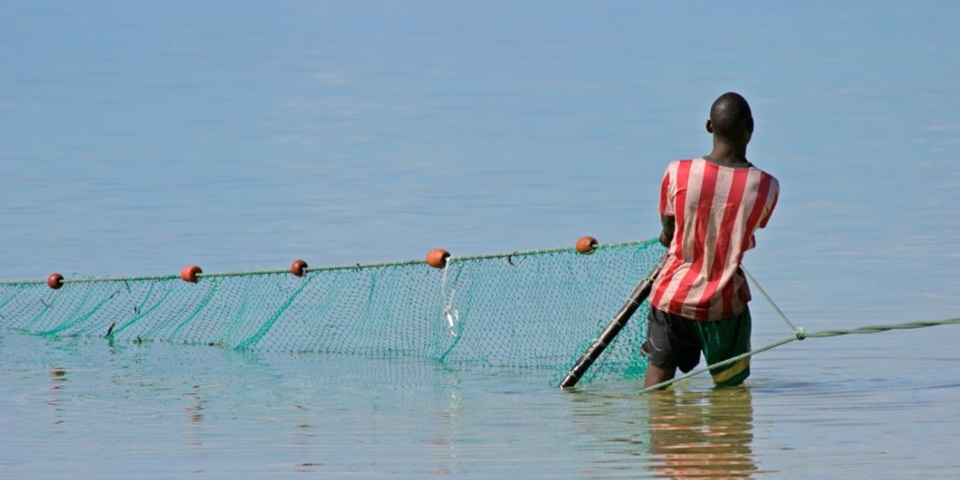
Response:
[706,92,754,146]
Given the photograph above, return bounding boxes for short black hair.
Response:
[709,92,753,140]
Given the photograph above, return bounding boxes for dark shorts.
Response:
[641,306,752,387]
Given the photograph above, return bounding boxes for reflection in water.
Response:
[427,374,463,476]
[647,388,760,478]
[48,368,68,425]
[183,388,206,423]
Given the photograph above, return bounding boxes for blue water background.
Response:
[2,1,960,478]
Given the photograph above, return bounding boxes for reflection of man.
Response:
[647,388,757,477]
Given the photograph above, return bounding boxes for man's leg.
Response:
[698,307,752,387]
[644,363,676,388]
[642,307,699,389]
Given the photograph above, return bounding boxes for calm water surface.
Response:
[2,324,959,478]
[2,1,960,478]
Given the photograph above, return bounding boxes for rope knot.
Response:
[794,327,806,340]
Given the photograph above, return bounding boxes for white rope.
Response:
[440,260,461,337]
[741,265,802,335]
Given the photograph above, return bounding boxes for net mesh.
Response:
[0,239,665,385]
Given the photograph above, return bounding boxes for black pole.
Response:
[559,256,665,388]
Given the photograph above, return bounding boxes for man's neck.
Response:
[705,143,750,167]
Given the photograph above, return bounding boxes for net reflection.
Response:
[647,388,759,478]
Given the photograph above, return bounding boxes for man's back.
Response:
[650,157,779,321]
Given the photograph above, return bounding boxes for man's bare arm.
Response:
[659,215,675,247]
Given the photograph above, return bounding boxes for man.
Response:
[642,92,779,389]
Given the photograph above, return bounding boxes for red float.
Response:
[290,259,309,277]
[180,265,202,283]
[47,272,64,290]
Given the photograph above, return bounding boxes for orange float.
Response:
[575,236,598,254]
[426,248,450,269]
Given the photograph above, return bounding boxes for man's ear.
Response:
[705,119,713,133]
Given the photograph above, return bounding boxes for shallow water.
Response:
[3,1,960,478]
[2,322,959,478]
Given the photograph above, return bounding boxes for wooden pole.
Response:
[560,256,665,388]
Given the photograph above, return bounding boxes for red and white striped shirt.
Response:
[651,158,779,321]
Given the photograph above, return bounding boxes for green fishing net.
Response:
[0,239,666,385]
